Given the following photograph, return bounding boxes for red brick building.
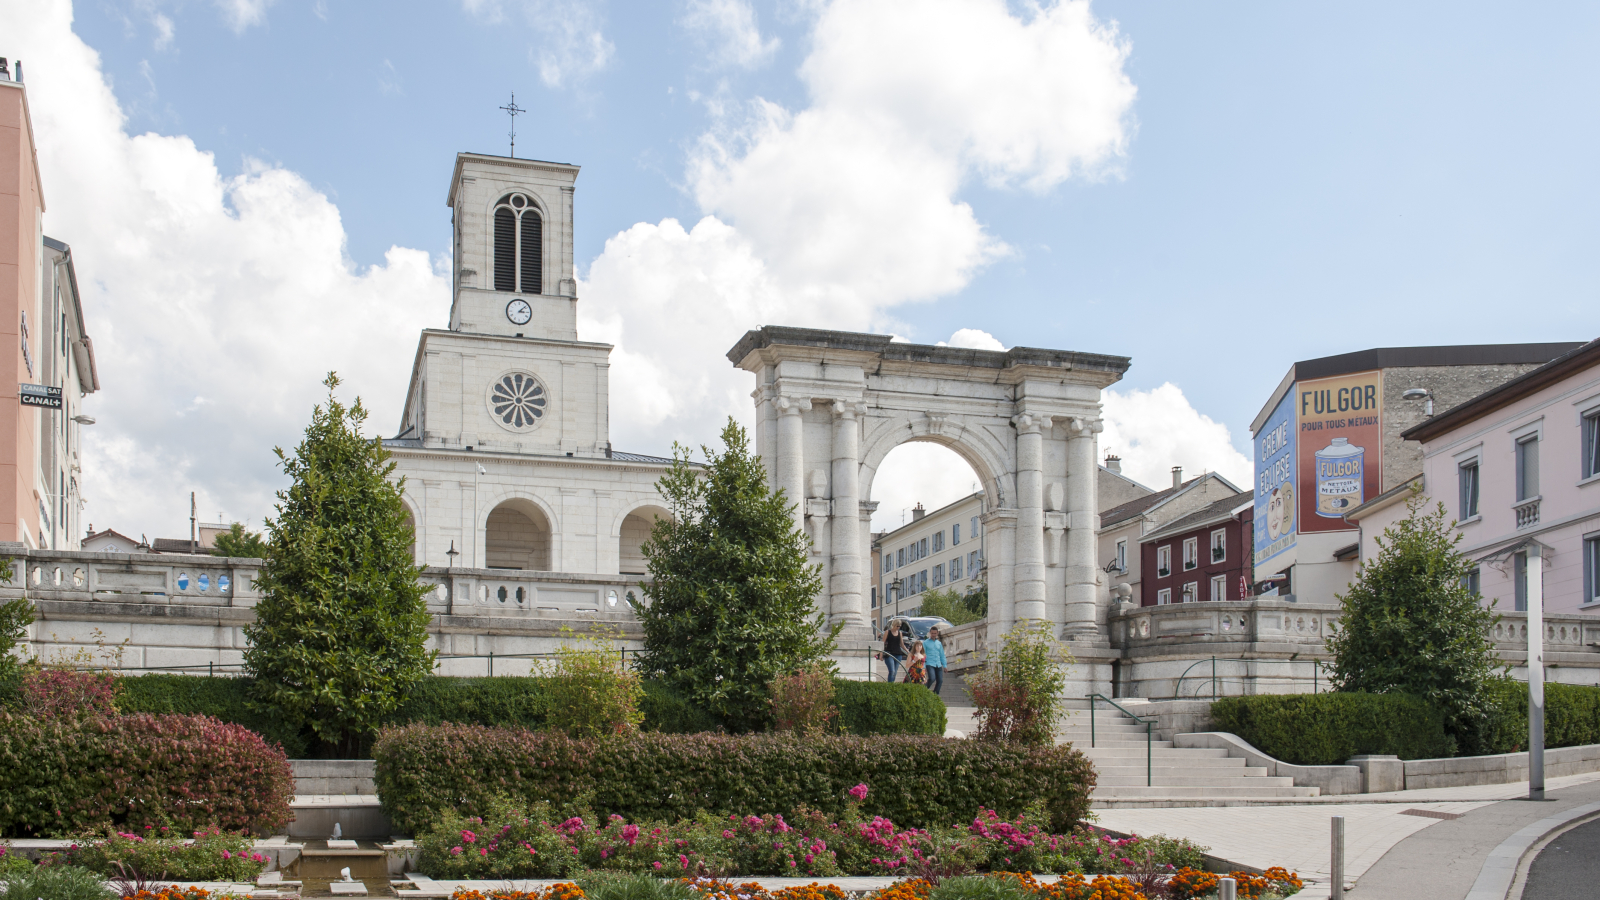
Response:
[1140,493,1255,605]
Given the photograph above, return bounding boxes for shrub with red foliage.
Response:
[0,711,293,837]
[21,668,121,719]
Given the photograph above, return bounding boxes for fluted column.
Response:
[1013,413,1047,623]
[830,400,865,627]
[1063,415,1103,638]
[776,396,810,533]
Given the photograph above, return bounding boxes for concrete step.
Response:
[1094,773,1295,788]
[1069,739,1176,749]
[1080,746,1233,759]
[1090,784,1322,799]
[1082,753,1248,768]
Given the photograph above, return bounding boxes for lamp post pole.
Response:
[473,463,486,570]
[1529,543,1546,801]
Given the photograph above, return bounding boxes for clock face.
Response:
[506,299,533,325]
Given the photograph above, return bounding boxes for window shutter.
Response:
[493,207,517,292]
[520,209,543,294]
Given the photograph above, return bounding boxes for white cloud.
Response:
[13,0,447,537]
[682,0,780,69]
[586,0,1135,458]
[151,12,175,50]
[939,328,1005,351]
[464,0,614,87]
[213,0,274,33]
[1100,383,1253,492]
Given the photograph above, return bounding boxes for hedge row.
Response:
[1477,678,1600,755]
[114,674,942,754]
[1210,692,1452,766]
[373,724,1094,835]
[0,711,294,837]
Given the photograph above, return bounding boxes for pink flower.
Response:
[654,862,663,870]
[679,854,689,869]
[622,824,640,846]
[222,850,232,860]
[479,849,489,857]
[848,784,869,801]
[462,830,478,844]
[722,830,734,839]
[450,847,462,856]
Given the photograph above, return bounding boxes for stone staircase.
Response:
[942,697,1320,805]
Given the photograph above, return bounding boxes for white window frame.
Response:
[932,563,944,587]
[950,556,963,580]
[1210,574,1227,601]
[1511,419,1544,504]
[1181,581,1198,603]
[1115,539,1127,573]
[1156,545,1172,576]
[1157,588,1172,605]
[1183,537,1198,571]
[933,530,944,553]
[1455,445,1482,524]
[1210,529,1226,563]
[1584,530,1600,608]
[1579,395,1600,484]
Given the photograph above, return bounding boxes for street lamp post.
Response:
[473,463,486,569]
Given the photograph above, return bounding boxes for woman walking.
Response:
[924,626,946,696]
[880,620,906,683]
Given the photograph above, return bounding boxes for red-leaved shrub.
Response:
[373,724,1096,836]
[0,712,294,837]
[21,668,122,719]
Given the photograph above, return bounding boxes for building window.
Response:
[1459,459,1480,519]
[969,550,979,573]
[1182,538,1198,570]
[919,570,928,593]
[1514,551,1528,612]
[493,193,543,294]
[897,548,905,568]
[933,530,944,552]
[1156,546,1171,577]
[1585,535,1600,605]
[971,516,980,538]
[1584,411,1600,480]
[1157,588,1172,605]
[1516,434,1540,502]
[932,564,944,587]
[1115,539,1127,573]
[1210,574,1227,601]
[1180,582,1197,603]
[950,556,963,580]
[919,537,929,557]
[870,587,877,608]
[1463,567,1481,597]
[952,523,961,546]
[1210,529,1226,562]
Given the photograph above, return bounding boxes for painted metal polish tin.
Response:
[1315,437,1365,518]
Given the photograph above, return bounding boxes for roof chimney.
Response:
[1104,454,1122,474]
[911,502,926,521]
[1171,466,1183,489]
[0,59,10,82]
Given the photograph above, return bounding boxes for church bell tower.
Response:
[446,153,579,340]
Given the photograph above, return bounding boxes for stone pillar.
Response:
[1063,416,1103,638]
[1013,414,1048,623]
[776,396,810,533]
[830,400,865,628]
[860,500,879,624]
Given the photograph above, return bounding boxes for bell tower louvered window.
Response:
[493,193,543,294]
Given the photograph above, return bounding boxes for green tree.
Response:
[213,522,270,559]
[243,373,435,755]
[0,559,30,692]
[631,418,834,732]
[917,586,985,626]
[1325,494,1500,752]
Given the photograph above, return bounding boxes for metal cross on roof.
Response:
[499,92,525,158]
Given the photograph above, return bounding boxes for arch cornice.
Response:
[477,486,561,534]
[858,413,1011,511]
[609,500,673,539]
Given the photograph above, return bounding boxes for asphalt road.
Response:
[1524,816,1600,899]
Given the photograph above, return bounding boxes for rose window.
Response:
[489,372,547,430]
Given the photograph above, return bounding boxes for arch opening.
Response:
[619,504,671,576]
[486,499,552,570]
[866,440,988,635]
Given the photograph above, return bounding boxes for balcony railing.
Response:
[1514,497,1541,529]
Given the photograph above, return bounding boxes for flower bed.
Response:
[41,827,270,882]
[413,790,1202,881]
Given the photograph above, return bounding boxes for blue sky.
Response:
[15,0,1600,536]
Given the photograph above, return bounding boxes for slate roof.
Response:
[1139,492,1256,545]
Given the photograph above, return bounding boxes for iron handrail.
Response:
[1087,693,1153,787]
[1173,656,1219,701]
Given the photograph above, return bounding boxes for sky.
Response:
[7,0,1600,538]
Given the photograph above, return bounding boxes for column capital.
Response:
[1012,413,1047,435]
[832,399,866,419]
[1063,415,1104,436]
[777,395,813,415]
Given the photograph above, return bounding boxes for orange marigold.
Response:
[1165,868,1219,900]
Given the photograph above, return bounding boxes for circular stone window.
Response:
[486,371,549,432]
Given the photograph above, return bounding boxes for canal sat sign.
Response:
[19,384,63,409]
[1254,369,1384,568]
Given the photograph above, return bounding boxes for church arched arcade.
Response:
[727,326,1130,647]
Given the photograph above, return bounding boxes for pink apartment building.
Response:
[1350,337,1600,615]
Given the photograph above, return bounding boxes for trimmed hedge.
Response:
[118,674,310,758]
[1210,692,1451,766]
[834,679,946,736]
[112,675,939,753]
[374,724,1094,835]
[1477,678,1600,755]
[0,711,294,837]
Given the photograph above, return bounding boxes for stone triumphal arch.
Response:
[727,327,1130,650]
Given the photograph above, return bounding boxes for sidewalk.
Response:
[1092,771,1600,896]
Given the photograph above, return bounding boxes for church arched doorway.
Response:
[618,505,670,575]
[485,499,553,570]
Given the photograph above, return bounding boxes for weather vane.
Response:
[500,92,525,158]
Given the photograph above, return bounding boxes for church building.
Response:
[385,153,674,580]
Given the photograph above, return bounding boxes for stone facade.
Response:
[387,153,676,576]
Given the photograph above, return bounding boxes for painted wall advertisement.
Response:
[1253,391,1297,569]
[1295,370,1383,534]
